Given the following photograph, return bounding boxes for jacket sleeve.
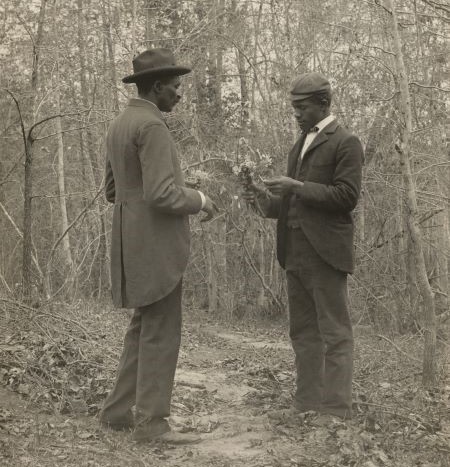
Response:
[105,158,115,203]
[297,135,363,213]
[137,122,203,215]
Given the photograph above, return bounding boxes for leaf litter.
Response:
[0,299,448,466]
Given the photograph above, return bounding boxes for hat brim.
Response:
[290,93,315,102]
[122,66,191,84]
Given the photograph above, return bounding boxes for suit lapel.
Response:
[301,120,339,164]
[302,131,329,161]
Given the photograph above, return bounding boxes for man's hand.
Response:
[262,176,303,196]
[241,183,271,215]
[201,195,218,222]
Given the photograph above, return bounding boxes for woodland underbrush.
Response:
[0,298,126,416]
[0,297,448,466]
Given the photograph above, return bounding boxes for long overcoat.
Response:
[266,120,364,273]
[105,99,202,308]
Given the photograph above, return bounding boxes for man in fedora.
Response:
[100,48,216,443]
[243,72,363,424]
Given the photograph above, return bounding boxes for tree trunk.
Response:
[102,2,119,111]
[77,0,108,296]
[145,0,152,43]
[231,0,250,133]
[22,0,48,303]
[130,0,137,55]
[22,127,34,302]
[386,0,437,387]
[256,229,267,310]
[434,196,449,315]
[205,217,227,315]
[205,229,218,314]
[0,201,43,282]
[54,75,73,271]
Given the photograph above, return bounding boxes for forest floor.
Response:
[0,299,449,467]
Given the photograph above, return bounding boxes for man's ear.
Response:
[153,80,163,93]
[319,99,329,111]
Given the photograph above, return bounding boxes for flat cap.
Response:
[290,72,331,101]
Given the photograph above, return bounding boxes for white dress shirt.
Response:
[300,114,335,159]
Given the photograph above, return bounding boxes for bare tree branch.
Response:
[0,201,43,279]
[44,183,105,286]
[409,82,450,92]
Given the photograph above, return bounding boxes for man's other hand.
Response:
[241,183,271,215]
[241,182,263,203]
[201,196,218,222]
[262,176,302,196]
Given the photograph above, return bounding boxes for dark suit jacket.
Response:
[266,120,364,273]
[105,99,202,308]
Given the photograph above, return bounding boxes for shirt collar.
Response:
[314,114,335,133]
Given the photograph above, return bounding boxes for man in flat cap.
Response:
[100,48,216,443]
[243,72,363,424]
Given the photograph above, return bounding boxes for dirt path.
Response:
[0,323,297,466]
[1,318,448,467]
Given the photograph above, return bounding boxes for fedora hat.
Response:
[122,48,191,84]
[290,72,331,101]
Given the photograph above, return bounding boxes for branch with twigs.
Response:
[376,334,422,364]
[43,182,105,294]
[182,157,233,172]
[362,208,444,256]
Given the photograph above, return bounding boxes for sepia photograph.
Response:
[0,0,449,465]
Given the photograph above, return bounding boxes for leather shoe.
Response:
[132,418,170,442]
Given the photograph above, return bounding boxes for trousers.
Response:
[285,227,353,418]
[101,281,182,422]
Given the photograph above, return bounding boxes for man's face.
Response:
[291,98,325,132]
[157,75,182,112]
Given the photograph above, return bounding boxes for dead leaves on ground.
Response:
[0,306,448,467]
[1,315,112,416]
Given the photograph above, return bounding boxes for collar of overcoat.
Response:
[287,119,340,177]
[128,98,166,123]
[302,119,339,160]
